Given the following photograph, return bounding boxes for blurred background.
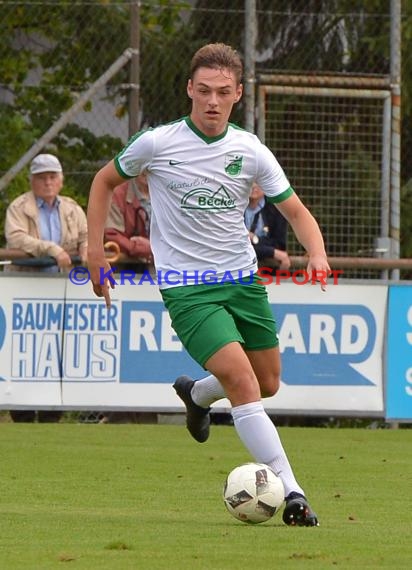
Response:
[0,0,411,277]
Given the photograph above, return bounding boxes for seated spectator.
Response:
[102,174,152,424]
[104,174,152,265]
[244,182,291,270]
[5,153,87,273]
[4,153,88,423]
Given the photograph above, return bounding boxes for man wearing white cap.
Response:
[5,153,88,423]
[5,153,87,273]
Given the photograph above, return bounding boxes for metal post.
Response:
[129,2,141,137]
[378,95,392,280]
[244,0,257,133]
[257,86,266,143]
[389,0,401,280]
[387,0,402,429]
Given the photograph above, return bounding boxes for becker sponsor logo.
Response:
[181,185,235,211]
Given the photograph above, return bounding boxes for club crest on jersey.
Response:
[224,153,243,176]
[181,185,235,211]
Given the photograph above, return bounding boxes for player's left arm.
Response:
[274,192,330,288]
[255,141,329,286]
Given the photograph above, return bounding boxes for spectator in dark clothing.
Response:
[244,182,291,270]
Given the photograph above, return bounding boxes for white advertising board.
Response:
[0,275,386,415]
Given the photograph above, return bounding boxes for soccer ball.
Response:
[223,462,285,524]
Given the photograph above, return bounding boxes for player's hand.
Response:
[306,253,330,291]
[88,254,115,308]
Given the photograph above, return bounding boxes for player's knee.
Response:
[259,373,280,398]
[219,369,261,404]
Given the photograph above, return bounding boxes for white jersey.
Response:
[115,117,292,287]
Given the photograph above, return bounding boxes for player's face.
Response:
[187,67,242,137]
[30,172,64,205]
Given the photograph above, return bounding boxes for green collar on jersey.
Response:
[185,115,228,144]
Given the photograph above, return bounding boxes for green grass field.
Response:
[0,424,411,569]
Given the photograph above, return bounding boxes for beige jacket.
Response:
[5,191,87,268]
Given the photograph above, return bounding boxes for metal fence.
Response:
[0,0,410,277]
[258,81,391,276]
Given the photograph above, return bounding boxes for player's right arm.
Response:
[87,160,126,307]
[88,130,154,305]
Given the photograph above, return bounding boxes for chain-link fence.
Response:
[1,0,411,276]
[259,83,391,277]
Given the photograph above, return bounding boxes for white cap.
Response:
[30,154,63,174]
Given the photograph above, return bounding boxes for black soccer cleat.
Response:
[173,375,211,443]
[282,492,319,527]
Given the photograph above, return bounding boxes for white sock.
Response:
[191,374,226,407]
[231,401,305,497]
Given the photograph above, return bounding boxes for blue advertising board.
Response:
[386,285,412,421]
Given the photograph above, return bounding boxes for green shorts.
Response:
[161,277,279,367]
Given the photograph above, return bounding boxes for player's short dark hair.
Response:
[190,43,243,85]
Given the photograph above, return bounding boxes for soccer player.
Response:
[87,43,329,526]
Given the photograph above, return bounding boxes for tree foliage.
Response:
[0,0,189,240]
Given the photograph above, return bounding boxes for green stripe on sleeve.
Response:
[266,186,294,204]
[113,157,134,179]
